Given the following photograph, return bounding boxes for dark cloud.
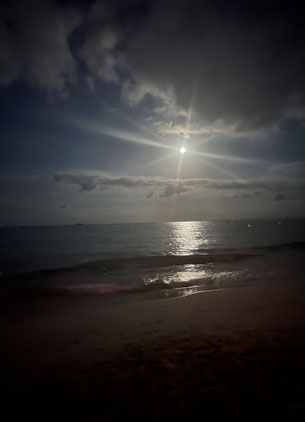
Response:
[274,193,286,202]
[0,0,79,97]
[159,184,189,198]
[118,0,305,130]
[52,172,304,198]
[52,173,98,191]
[2,0,305,128]
[270,161,305,178]
[52,173,168,192]
[232,191,264,200]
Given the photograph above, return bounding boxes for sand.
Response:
[1,279,305,420]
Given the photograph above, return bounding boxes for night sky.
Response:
[1,0,305,225]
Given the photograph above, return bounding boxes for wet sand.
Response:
[1,279,305,420]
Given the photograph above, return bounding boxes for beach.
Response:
[2,278,305,420]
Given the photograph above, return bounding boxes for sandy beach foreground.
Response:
[1,279,305,420]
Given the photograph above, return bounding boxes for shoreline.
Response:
[2,245,304,300]
[1,279,305,418]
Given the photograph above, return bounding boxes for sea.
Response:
[1,219,305,298]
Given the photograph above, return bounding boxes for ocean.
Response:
[1,219,305,297]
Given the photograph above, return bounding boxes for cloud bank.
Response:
[52,171,305,199]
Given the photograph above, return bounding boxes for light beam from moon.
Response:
[74,119,177,152]
[188,149,260,164]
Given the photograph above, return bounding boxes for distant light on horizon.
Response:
[180,147,186,154]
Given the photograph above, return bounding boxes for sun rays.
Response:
[74,112,260,188]
[75,117,177,152]
[188,149,260,164]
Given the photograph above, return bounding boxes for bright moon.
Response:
[180,146,186,154]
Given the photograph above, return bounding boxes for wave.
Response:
[253,241,305,251]
[0,252,256,299]
[2,246,302,299]
[1,252,254,282]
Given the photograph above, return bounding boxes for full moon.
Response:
[180,146,186,154]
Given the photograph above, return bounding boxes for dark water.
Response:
[1,219,305,297]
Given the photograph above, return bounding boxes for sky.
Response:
[1,0,305,225]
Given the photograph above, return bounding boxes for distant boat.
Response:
[73,223,84,226]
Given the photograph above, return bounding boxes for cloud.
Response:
[52,173,98,191]
[270,161,305,178]
[51,172,304,200]
[0,0,80,98]
[120,0,305,130]
[232,191,263,200]
[52,173,166,192]
[274,193,286,202]
[80,24,121,83]
[159,184,189,198]
[2,0,305,130]
[154,121,214,137]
